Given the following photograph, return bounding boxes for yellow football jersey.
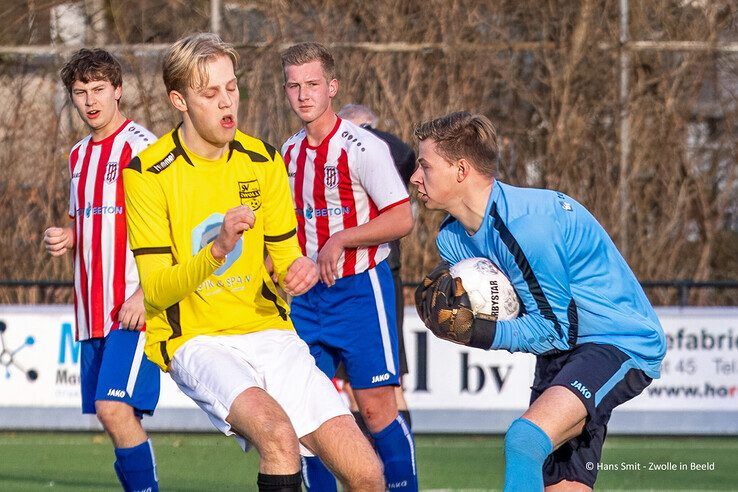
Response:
[123,126,302,370]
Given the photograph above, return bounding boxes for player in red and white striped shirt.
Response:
[67,118,153,340]
[281,43,418,491]
[282,117,409,277]
[43,48,160,491]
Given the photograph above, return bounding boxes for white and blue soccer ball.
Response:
[449,257,520,321]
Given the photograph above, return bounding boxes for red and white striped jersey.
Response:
[67,120,155,340]
[282,117,409,278]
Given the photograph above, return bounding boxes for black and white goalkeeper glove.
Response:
[414,261,496,349]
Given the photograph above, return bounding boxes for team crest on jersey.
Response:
[104,161,118,183]
[238,180,262,210]
[324,166,339,189]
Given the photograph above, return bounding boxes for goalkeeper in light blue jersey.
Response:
[412,111,665,491]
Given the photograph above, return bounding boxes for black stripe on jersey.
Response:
[490,203,565,341]
[261,282,288,321]
[159,341,170,366]
[567,298,579,347]
[132,247,172,256]
[147,150,177,174]
[263,141,278,161]
[165,303,182,338]
[264,229,297,242]
[147,131,195,174]
[228,140,269,163]
[171,125,195,166]
[127,156,142,173]
[439,214,457,232]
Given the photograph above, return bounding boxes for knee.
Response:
[505,418,553,461]
[346,454,384,490]
[95,401,136,433]
[227,389,300,466]
[357,388,397,433]
[251,417,300,460]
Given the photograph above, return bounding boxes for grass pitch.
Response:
[0,432,736,490]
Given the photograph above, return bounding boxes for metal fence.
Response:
[2,279,736,307]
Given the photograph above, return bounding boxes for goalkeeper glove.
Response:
[414,261,496,349]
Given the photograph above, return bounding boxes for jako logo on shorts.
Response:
[371,373,390,384]
[571,380,592,399]
[107,388,126,398]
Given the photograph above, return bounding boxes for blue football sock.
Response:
[371,414,418,491]
[503,418,553,492]
[114,439,159,492]
[301,456,337,491]
[114,460,130,492]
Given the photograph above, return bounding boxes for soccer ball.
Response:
[449,257,520,321]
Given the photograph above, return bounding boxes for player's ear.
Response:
[114,85,122,103]
[456,158,471,182]
[169,90,187,112]
[328,78,338,98]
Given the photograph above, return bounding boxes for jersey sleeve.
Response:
[357,136,410,212]
[68,179,76,218]
[131,130,155,157]
[67,152,77,218]
[490,215,575,354]
[261,149,304,281]
[123,160,223,314]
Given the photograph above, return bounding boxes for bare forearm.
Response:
[337,202,413,248]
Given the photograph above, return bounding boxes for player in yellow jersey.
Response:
[122,33,383,492]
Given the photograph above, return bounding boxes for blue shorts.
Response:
[81,329,160,416]
[290,260,400,389]
[531,343,652,488]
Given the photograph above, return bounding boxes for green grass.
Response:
[0,433,736,490]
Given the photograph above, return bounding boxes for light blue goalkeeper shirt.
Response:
[436,180,666,378]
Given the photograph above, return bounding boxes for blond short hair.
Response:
[280,42,336,81]
[162,33,238,94]
[414,111,499,178]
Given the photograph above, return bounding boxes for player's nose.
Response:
[219,95,232,108]
[410,166,422,186]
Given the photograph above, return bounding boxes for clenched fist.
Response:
[43,227,74,257]
[283,256,319,296]
[211,206,255,261]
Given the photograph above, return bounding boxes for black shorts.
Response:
[530,343,653,488]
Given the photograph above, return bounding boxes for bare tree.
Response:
[0,0,735,305]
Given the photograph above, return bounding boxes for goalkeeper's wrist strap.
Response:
[469,318,496,349]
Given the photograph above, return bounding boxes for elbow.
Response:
[400,213,414,237]
[140,282,165,315]
[144,297,164,316]
[396,204,415,237]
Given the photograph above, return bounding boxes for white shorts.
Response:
[169,329,350,451]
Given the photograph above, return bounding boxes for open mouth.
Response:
[221,115,235,128]
[86,110,100,118]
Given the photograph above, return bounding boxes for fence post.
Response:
[678,282,689,307]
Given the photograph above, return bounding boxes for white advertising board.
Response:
[0,304,736,433]
[400,307,738,413]
[0,305,195,410]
